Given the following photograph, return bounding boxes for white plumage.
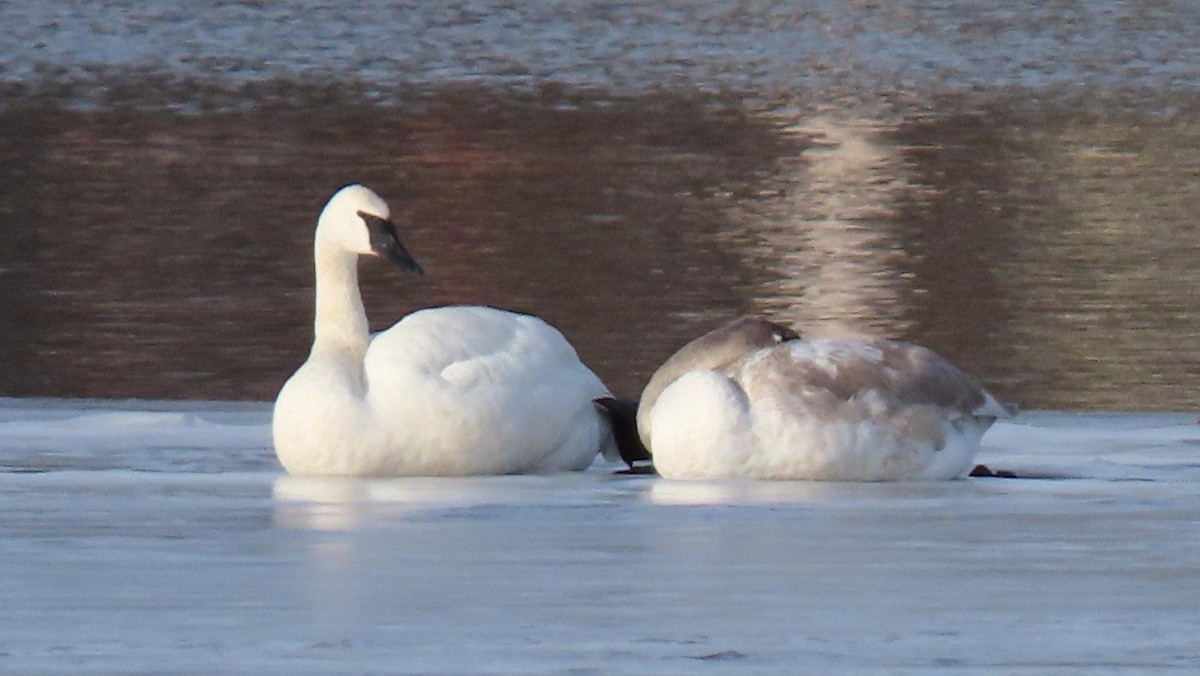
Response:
[272,185,616,476]
[641,317,1013,481]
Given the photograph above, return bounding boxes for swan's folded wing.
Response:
[740,338,1012,420]
[434,314,596,391]
[869,340,1015,419]
[364,305,608,414]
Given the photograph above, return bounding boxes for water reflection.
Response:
[271,473,646,530]
[896,113,1200,409]
[996,121,1200,409]
[645,478,978,507]
[1,90,1199,410]
[734,116,919,337]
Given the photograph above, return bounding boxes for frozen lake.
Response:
[2,398,1198,673]
[3,3,1200,671]
[5,1,1200,106]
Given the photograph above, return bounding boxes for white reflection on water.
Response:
[737,116,919,338]
[643,475,983,506]
[271,472,642,531]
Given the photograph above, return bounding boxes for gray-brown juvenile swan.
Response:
[639,316,1013,480]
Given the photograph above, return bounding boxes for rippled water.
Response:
[2,2,1199,411]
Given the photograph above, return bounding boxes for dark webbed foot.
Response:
[614,464,657,476]
[970,464,1018,478]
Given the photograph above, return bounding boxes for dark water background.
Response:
[2,2,1200,411]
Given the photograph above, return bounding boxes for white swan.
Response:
[638,316,1014,481]
[272,184,622,476]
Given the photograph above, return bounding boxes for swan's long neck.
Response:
[312,238,370,370]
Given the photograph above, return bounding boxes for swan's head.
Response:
[316,184,424,274]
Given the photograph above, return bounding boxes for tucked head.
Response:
[636,315,799,450]
[316,184,424,274]
[648,316,799,393]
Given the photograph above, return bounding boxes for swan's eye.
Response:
[356,210,386,227]
[773,328,800,342]
[357,211,397,237]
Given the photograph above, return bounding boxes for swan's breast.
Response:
[648,369,757,478]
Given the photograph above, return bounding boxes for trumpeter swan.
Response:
[272,184,629,476]
[639,316,1014,480]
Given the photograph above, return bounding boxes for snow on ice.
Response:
[1,398,1198,673]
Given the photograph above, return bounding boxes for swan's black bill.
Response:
[594,397,652,469]
[360,210,424,275]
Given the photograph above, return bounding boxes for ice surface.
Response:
[2,398,1198,673]
[5,1,1200,108]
